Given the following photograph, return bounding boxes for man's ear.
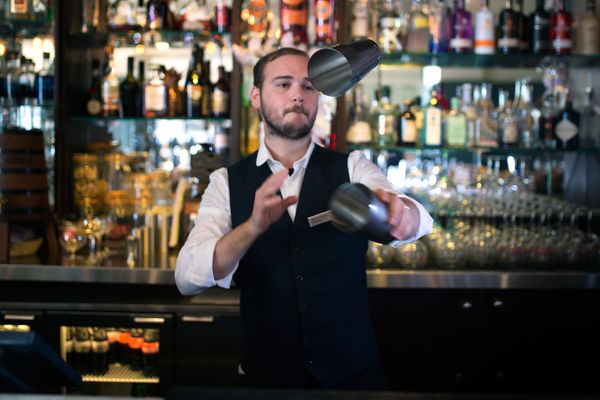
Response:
[250,86,261,109]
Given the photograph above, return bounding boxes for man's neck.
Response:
[264,133,311,169]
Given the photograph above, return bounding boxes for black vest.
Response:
[228,145,378,388]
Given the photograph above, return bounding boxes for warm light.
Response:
[155,41,170,51]
[241,9,249,21]
[135,44,145,54]
[42,38,54,53]
[32,37,43,49]
[0,43,6,57]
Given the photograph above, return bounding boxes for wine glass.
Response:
[58,222,87,260]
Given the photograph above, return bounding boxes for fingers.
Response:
[376,189,416,240]
[258,170,289,196]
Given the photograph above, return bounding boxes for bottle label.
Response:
[216,4,230,28]
[450,37,473,49]
[503,118,519,144]
[248,0,268,33]
[281,1,307,27]
[214,131,229,151]
[577,23,600,54]
[401,119,417,143]
[352,2,368,38]
[447,116,467,146]
[212,90,229,114]
[315,0,333,39]
[145,85,167,113]
[347,121,371,143]
[475,12,495,52]
[187,85,202,102]
[11,0,27,14]
[553,38,572,51]
[476,117,498,147]
[412,15,429,29]
[380,16,397,30]
[425,108,442,146]
[497,37,519,48]
[556,119,578,142]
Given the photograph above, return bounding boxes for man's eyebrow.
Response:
[271,75,294,82]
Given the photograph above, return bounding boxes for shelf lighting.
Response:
[0,42,6,57]
[155,41,170,51]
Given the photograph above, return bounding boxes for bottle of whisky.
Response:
[397,99,417,146]
[101,60,121,117]
[212,65,230,118]
[551,0,573,55]
[574,0,600,55]
[280,0,308,46]
[143,65,168,118]
[554,91,579,150]
[314,0,335,47]
[185,45,203,118]
[531,0,550,54]
[120,56,141,117]
[497,0,520,54]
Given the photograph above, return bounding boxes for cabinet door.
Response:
[369,289,484,392]
[483,290,600,395]
[175,313,242,387]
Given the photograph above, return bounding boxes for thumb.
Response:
[282,196,298,208]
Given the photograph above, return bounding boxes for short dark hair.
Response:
[253,47,308,89]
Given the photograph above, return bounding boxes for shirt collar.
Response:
[256,134,315,172]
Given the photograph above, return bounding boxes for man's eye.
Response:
[277,82,289,88]
[304,85,315,91]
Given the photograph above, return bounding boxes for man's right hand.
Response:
[249,170,298,234]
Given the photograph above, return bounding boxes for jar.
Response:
[106,190,133,241]
[73,153,107,213]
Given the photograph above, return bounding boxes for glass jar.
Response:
[73,153,106,214]
[106,190,134,242]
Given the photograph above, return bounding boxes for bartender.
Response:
[175,47,433,390]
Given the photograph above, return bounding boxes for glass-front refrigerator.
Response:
[46,311,173,396]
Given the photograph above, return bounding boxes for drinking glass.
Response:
[58,222,87,260]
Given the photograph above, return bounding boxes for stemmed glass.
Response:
[58,222,87,261]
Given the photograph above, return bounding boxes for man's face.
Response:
[251,55,319,141]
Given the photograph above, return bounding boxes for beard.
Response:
[259,97,317,141]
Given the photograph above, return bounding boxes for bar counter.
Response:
[1,262,600,289]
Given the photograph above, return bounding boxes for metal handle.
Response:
[133,317,165,324]
[3,314,35,321]
[181,315,215,323]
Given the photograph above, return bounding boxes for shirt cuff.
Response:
[388,196,434,248]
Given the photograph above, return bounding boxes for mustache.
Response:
[284,105,309,116]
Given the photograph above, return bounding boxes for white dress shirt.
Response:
[175,138,433,296]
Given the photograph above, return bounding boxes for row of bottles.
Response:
[105,0,232,34]
[88,45,230,118]
[354,0,600,56]
[65,326,160,377]
[0,0,54,23]
[348,80,597,150]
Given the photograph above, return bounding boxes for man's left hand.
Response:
[374,189,420,241]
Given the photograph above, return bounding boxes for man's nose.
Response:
[290,84,304,103]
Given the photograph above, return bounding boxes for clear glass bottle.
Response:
[423,89,443,146]
[475,83,498,147]
[517,80,540,149]
[397,98,417,146]
[474,0,495,55]
[501,98,519,147]
[378,0,402,53]
[445,97,468,147]
[143,65,168,118]
[347,84,372,145]
[406,0,430,53]
[9,0,34,20]
[538,93,557,149]
[372,86,397,146]
[351,0,370,40]
[449,0,473,54]
[109,0,139,30]
[574,0,600,55]
[461,83,477,147]
[101,60,121,117]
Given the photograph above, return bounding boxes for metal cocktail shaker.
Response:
[328,183,395,244]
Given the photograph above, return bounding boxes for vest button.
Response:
[298,304,307,311]
[295,274,304,281]
[291,245,300,254]
[306,360,314,367]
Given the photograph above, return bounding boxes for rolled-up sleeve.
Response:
[347,150,434,246]
[175,167,237,295]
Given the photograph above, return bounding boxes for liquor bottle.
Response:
[372,86,397,146]
[445,97,468,147]
[244,0,269,40]
[513,0,528,52]
[475,83,498,147]
[86,59,102,116]
[200,60,212,116]
[120,56,141,117]
[214,122,230,154]
[280,0,308,46]
[574,0,600,55]
[377,0,402,53]
[500,98,519,148]
[18,57,35,101]
[538,94,556,149]
[461,83,477,147]
[136,0,147,28]
[554,91,579,150]
[137,61,145,116]
[429,0,445,53]
[5,52,21,103]
[347,84,372,145]
[9,0,33,20]
[166,67,183,117]
[143,65,168,118]
[351,0,370,40]
[517,80,540,149]
[101,60,121,117]
[497,0,519,54]
[215,0,231,34]
[550,0,572,55]
[423,90,443,146]
[397,99,417,146]
[147,0,168,30]
[450,0,473,54]
[406,0,430,53]
[185,45,203,118]
[212,65,230,118]
[35,52,54,106]
[109,0,139,30]
[314,0,335,47]
[580,86,599,148]
[474,0,495,55]
[531,0,550,54]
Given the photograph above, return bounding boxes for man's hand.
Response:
[249,170,298,234]
[375,189,419,241]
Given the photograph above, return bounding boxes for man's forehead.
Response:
[264,55,308,78]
